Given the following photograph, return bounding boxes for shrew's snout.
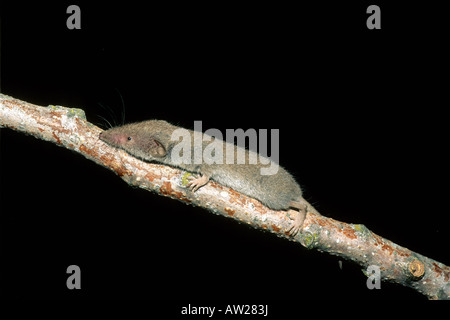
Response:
[99,131,129,146]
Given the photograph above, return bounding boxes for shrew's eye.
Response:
[127,137,132,141]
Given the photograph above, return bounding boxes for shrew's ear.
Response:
[148,138,167,157]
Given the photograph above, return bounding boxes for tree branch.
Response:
[1,93,449,299]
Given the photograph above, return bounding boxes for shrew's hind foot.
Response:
[286,201,307,237]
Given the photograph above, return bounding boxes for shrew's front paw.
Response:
[186,174,210,192]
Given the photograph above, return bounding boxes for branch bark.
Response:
[1,93,449,299]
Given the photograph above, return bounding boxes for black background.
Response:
[0,0,448,304]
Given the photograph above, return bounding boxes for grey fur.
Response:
[99,120,303,211]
